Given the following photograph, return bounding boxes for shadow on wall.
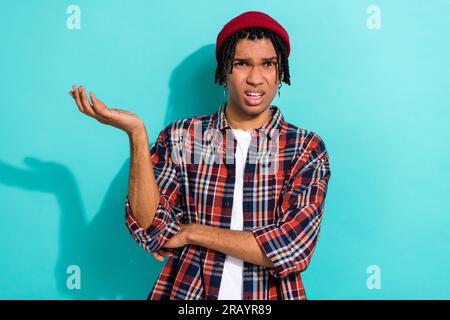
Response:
[164,44,225,124]
[0,157,152,299]
[0,44,224,299]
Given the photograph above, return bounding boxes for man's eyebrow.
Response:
[262,56,278,61]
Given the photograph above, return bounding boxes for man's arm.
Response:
[68,85,182,254]
[125,124,184,253]
[192,224,274,268]
[127,127,161,230]
[181,224,275,269]
[69,85,161,229]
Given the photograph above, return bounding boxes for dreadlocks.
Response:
[214,27,291,86]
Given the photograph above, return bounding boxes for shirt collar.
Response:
[213,102,285,139]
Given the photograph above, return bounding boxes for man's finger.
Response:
[79,85,96,116]
[72,85,85,113]
[89,91,110,118]
[152,252,164,262]
[158,249,173,257]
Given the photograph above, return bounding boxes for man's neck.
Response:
[224,101,272,131]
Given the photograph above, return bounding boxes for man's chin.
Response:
[240,103,269,115]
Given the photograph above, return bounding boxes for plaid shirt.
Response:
[125,103,331,300]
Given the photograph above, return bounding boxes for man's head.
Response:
[215,12,291,117]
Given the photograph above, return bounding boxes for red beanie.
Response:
[215,11,290,62]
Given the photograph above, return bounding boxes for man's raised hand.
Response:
[68,85,145,135]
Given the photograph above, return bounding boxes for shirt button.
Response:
[214,262,221,268]
[224,201,230,207]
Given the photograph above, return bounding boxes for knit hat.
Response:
[215,11,290,62]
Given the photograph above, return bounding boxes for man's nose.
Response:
[246,66,264,86]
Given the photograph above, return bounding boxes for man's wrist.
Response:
[128,125,148,144]
[184,223,201,245]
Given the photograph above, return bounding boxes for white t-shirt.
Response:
[217,128,252,300]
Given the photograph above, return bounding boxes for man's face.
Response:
[226,37,281,116]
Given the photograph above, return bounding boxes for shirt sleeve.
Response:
[125,124,184,253]
[251,132,331,279]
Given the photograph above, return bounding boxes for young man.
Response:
[68,11,331,300]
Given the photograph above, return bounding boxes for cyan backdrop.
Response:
[1,0,449,299]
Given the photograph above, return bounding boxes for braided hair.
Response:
[214,27,291,86]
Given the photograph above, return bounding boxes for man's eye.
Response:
[235,62,247,67]
[265,62,275,67]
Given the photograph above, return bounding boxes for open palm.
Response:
[68,85,144,135]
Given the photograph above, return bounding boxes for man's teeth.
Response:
[246,93,263,97]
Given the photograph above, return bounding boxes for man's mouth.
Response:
[244,90,265,106]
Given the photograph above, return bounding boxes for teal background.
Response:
[1,0,449,299]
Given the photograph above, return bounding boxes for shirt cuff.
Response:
[125,195,181,253]
[251,224,305,279]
